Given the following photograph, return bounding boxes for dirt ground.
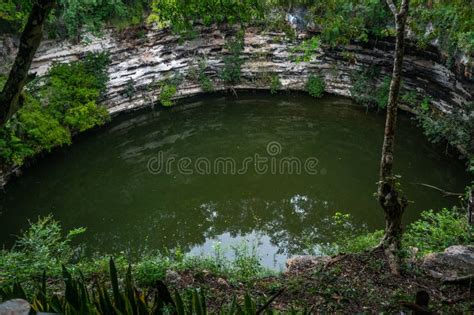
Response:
[166,251,473,313]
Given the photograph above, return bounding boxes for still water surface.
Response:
[0,93,469,268]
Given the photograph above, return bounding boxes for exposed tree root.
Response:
[443,274,474,285]
[323,254,348,271]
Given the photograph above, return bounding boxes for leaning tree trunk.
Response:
[378,0,410,276]
[0,0,56,127]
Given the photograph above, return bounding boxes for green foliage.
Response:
[420,97,431,111]
[320,212,383,255]
[400,90,418,107]
[270,74,282,94]
[350,69,391,109]
[57,0,126,37]
[159,84,177,107]
[125,78,136,100]
[290,36,320,63]
[0,75,6,89]
[1,0,149,37]
[323,207,473,257]
[2,0,471,57]
[198,59,214,92]
[148,0,265,34]
[230,242,265,282]
[306,74,325,98]
[306,0,472,55]
[253,72,281,94]
[0,0,31,29]
[221,36,245,84]
[403,207,473,256]
[0,215,85,287]
[0,53,110,166]
[409,0,474,56]
[307,0,391,46]
[415,101,474,171]
[374,76,391,109]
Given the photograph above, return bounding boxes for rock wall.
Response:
[0,25,472,186]
[25,26,473,115]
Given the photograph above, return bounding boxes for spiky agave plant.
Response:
[0,258,291,314]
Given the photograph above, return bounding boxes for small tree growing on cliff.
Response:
[376,0,410,276]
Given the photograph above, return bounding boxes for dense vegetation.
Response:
[0,53,109,167]
[320,207,472,257]
[1,1,472,56]
[415,101,474,172]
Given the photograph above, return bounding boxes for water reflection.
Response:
[0,93,469,268]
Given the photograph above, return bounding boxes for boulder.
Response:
[422,245,474,280]
[0,299,30,315]
[286,255,331,272]
[216,277,230,289]
[165,270,181,286]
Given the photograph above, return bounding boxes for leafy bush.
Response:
[198,59,214,92]
[221,36,244,84]
[374,76,391,109]
[403,207,473,256]
[270,74,282,94]
[159,84,177,107]
[0,52,110,167]
[415,101,473,172]
[290,36,320,63]
[306,74,325,98]
[320,212,383,256]
[149,0,265,34]
[0,215,85,287]
[350,69,392,109]
[322,207,472,257]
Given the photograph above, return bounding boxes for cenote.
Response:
[0,92,469,268]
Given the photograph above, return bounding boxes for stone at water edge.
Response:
[165,269,181,286]
[0,299,30,315]
[285,255,331,272]
[422,245,474,279]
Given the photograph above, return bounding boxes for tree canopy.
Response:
[1,0,472,55]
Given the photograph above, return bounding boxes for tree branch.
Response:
[385,0,398,16]
[399,0,410,17]
[412,182,463,197]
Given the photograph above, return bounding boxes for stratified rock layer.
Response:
[19,26,473,115]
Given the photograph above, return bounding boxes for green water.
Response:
[0,93,469,267]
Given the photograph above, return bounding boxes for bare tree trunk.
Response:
[0,0,56,127]
[378,0,410,276]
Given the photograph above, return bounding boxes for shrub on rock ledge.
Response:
[306,74,325,98]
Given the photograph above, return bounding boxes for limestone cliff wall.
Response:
[24,26,473,115]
